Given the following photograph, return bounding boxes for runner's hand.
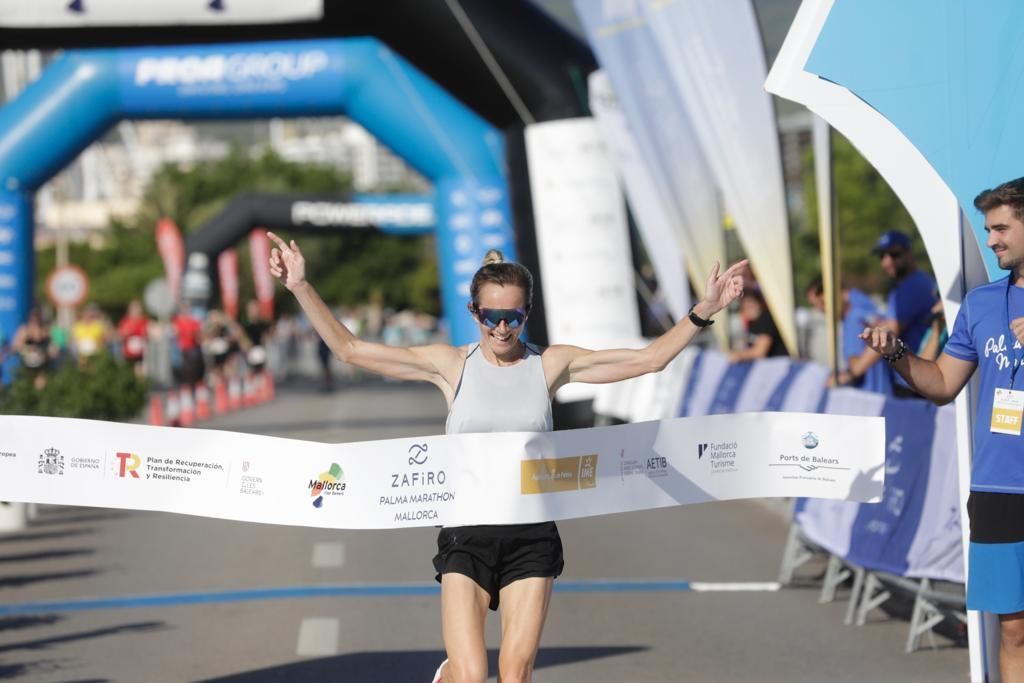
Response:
[859,327,899,356]
[702,260,748,313]
[267,232,306,292]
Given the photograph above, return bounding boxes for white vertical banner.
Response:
[588,70,690,322]
[765,1,991,678]
[644,0,796,356]
[526,118,642,402]
[574,0,727,351]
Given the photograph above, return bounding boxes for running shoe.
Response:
[431,659,448,683]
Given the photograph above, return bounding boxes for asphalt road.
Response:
[0,380,969,682]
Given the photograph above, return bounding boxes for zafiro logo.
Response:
[697,443,710,459]
[115,452,141,479]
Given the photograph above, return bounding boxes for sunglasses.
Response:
[878,249,907,259]
[474,306,527,330]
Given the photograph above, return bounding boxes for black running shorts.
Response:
[432,521,564,611]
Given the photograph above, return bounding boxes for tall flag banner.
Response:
[765,2,994,678]
[588,71,690,323]
[641,0,795,355]
[248,229,274,320]
[525,118,641,403]
[155,218,185,304]
[0,0,323,26]
[217,248,239,320]
[575,0,727,349]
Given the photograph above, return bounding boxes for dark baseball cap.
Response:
[871,230,911,254]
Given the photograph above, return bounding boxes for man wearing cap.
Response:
[848,230,938,396]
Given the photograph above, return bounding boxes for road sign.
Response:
[45,265,88,308]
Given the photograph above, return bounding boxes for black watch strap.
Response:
[688,305,714,328]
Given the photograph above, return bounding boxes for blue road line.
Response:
[0,580,693,616]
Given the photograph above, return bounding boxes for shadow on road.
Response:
[0,568,100,589]
[199,645,648,682]
[0,620,165,655]
[0,529,96,545]
[0,615,64,632]
[0,548,95,564]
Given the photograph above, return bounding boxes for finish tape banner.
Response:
[0,413,884,529]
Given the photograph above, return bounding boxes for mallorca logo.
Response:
[115,452,142,479]
[38,447,64,475]
[697,443,710,460]
[801,432,820,450]
[309,463,346,509]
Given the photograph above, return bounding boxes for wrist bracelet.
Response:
[882,337,907,363]
[688,304,714,328]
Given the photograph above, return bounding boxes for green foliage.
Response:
[0,353,149,421]
[798,132,931,298]
[37,149,440,316]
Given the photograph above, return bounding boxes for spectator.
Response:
[117,299,150,377]
[171,302,205,387]
[852,231,938,397]
[205,309,246,382]
[11,307,56,389]
[729,288,788,362]
[71,303,111,360]
[917,299,948,362]
[806,276,893,393]
[242,300,271,373]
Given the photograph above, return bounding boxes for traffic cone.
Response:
[179,386,195,427]
[195,382,211,421]
[228,376,242,411]
[166,391,181,427]
[148,394,164,426]
[213,376,229,415]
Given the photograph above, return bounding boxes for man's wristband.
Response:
[688,305,714,328]
[881,337,907,363]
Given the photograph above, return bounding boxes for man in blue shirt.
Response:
[862,176,1024,679]
[806,276,892,394]
[849,231,938,397]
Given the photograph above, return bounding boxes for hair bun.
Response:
[482,249,505,266]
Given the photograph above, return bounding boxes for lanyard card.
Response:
[992,388,1024,435]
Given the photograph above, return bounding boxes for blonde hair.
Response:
[469,250,534,311]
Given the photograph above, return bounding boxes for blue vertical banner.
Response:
[0,192,30,383]
[435,178,516,345]
[845,398,936,575]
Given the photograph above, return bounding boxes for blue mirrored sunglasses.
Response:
[476,307,527,330]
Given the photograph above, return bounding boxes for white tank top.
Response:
[445,343,553,435]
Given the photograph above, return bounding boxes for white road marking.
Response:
[688,582,782,592]
[296,618,340,656]
[312,542,345,568]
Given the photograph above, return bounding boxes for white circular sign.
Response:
[46,265,88,308]
[143,278,175,319]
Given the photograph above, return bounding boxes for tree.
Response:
[36,150,441,317]
[797,131,931,299]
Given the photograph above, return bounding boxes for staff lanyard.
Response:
[1006,277,1024,389]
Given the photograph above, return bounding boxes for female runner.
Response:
[268,232,745,683]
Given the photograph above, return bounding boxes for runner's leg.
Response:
[496,577,553,683]
[441,572,490,683]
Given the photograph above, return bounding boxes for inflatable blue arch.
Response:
[0,37,515,345]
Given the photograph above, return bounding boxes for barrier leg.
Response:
[819,555,851,604]
[778,523,815,585]
[844,566,866,625]
[855,572,892,626]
